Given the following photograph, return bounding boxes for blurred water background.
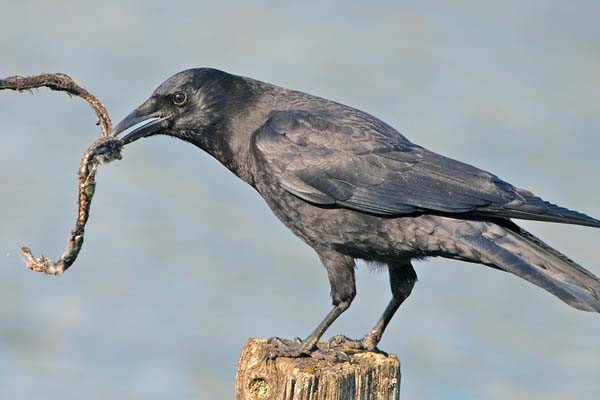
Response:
[1,1,599,399]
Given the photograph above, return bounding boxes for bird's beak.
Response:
[112,105,172,145]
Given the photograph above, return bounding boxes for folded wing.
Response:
[253,110,600,227]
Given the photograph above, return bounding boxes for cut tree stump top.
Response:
[235,338,401,400]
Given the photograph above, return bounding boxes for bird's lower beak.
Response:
[112,109,172,145]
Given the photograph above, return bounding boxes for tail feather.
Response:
[462,222,600,312]
[477,189,600,228]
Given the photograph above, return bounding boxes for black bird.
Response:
[113,68,600,359]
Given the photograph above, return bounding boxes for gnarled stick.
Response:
[21,137,123,275]
[1,73,122,275]
[0,73,112,136]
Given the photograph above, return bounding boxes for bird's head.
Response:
[112,68,254,155]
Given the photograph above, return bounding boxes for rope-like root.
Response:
[0,73,112,137]
[1,73,122,275]
[21,137,123,275]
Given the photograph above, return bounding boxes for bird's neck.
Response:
[217,83,281,186]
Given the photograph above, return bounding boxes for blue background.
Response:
[1,1,599,399]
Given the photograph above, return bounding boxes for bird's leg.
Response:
[266,301,352,358]
[329,261,417,352]
[265,252,356,361]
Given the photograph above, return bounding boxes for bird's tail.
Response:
[455,221,600,312]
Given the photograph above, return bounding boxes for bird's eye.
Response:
[173,91,187,106]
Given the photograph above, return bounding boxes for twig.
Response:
[1,73,123,275]
[0,73,112,136]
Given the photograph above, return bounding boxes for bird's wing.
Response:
[253,110,600,227]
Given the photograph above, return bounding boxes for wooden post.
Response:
[235,338,401,400]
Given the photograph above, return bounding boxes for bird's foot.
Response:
[264,337,312,359]
[263,337,350,363]
[328,334,385,354]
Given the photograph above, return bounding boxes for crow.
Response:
[112,68,600,359]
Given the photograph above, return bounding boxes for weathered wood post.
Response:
[235,338,401,400]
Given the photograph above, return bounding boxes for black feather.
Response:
[255,110,600,228]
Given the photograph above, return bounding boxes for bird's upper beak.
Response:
[112,101,172,144]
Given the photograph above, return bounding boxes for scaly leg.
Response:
[330,261,417,351]
[265,251,356,361]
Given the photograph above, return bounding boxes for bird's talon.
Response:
[264,337,313,359]
[267,337,286,346]
[311,349,351,363]
[328,334,353,347]
[328,335,365,350]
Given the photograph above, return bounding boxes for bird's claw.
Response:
[328,334,384,353]
[263,337,313,359]
[329,335,363,349]
[263,337,351,363]
[311,348,351,363]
